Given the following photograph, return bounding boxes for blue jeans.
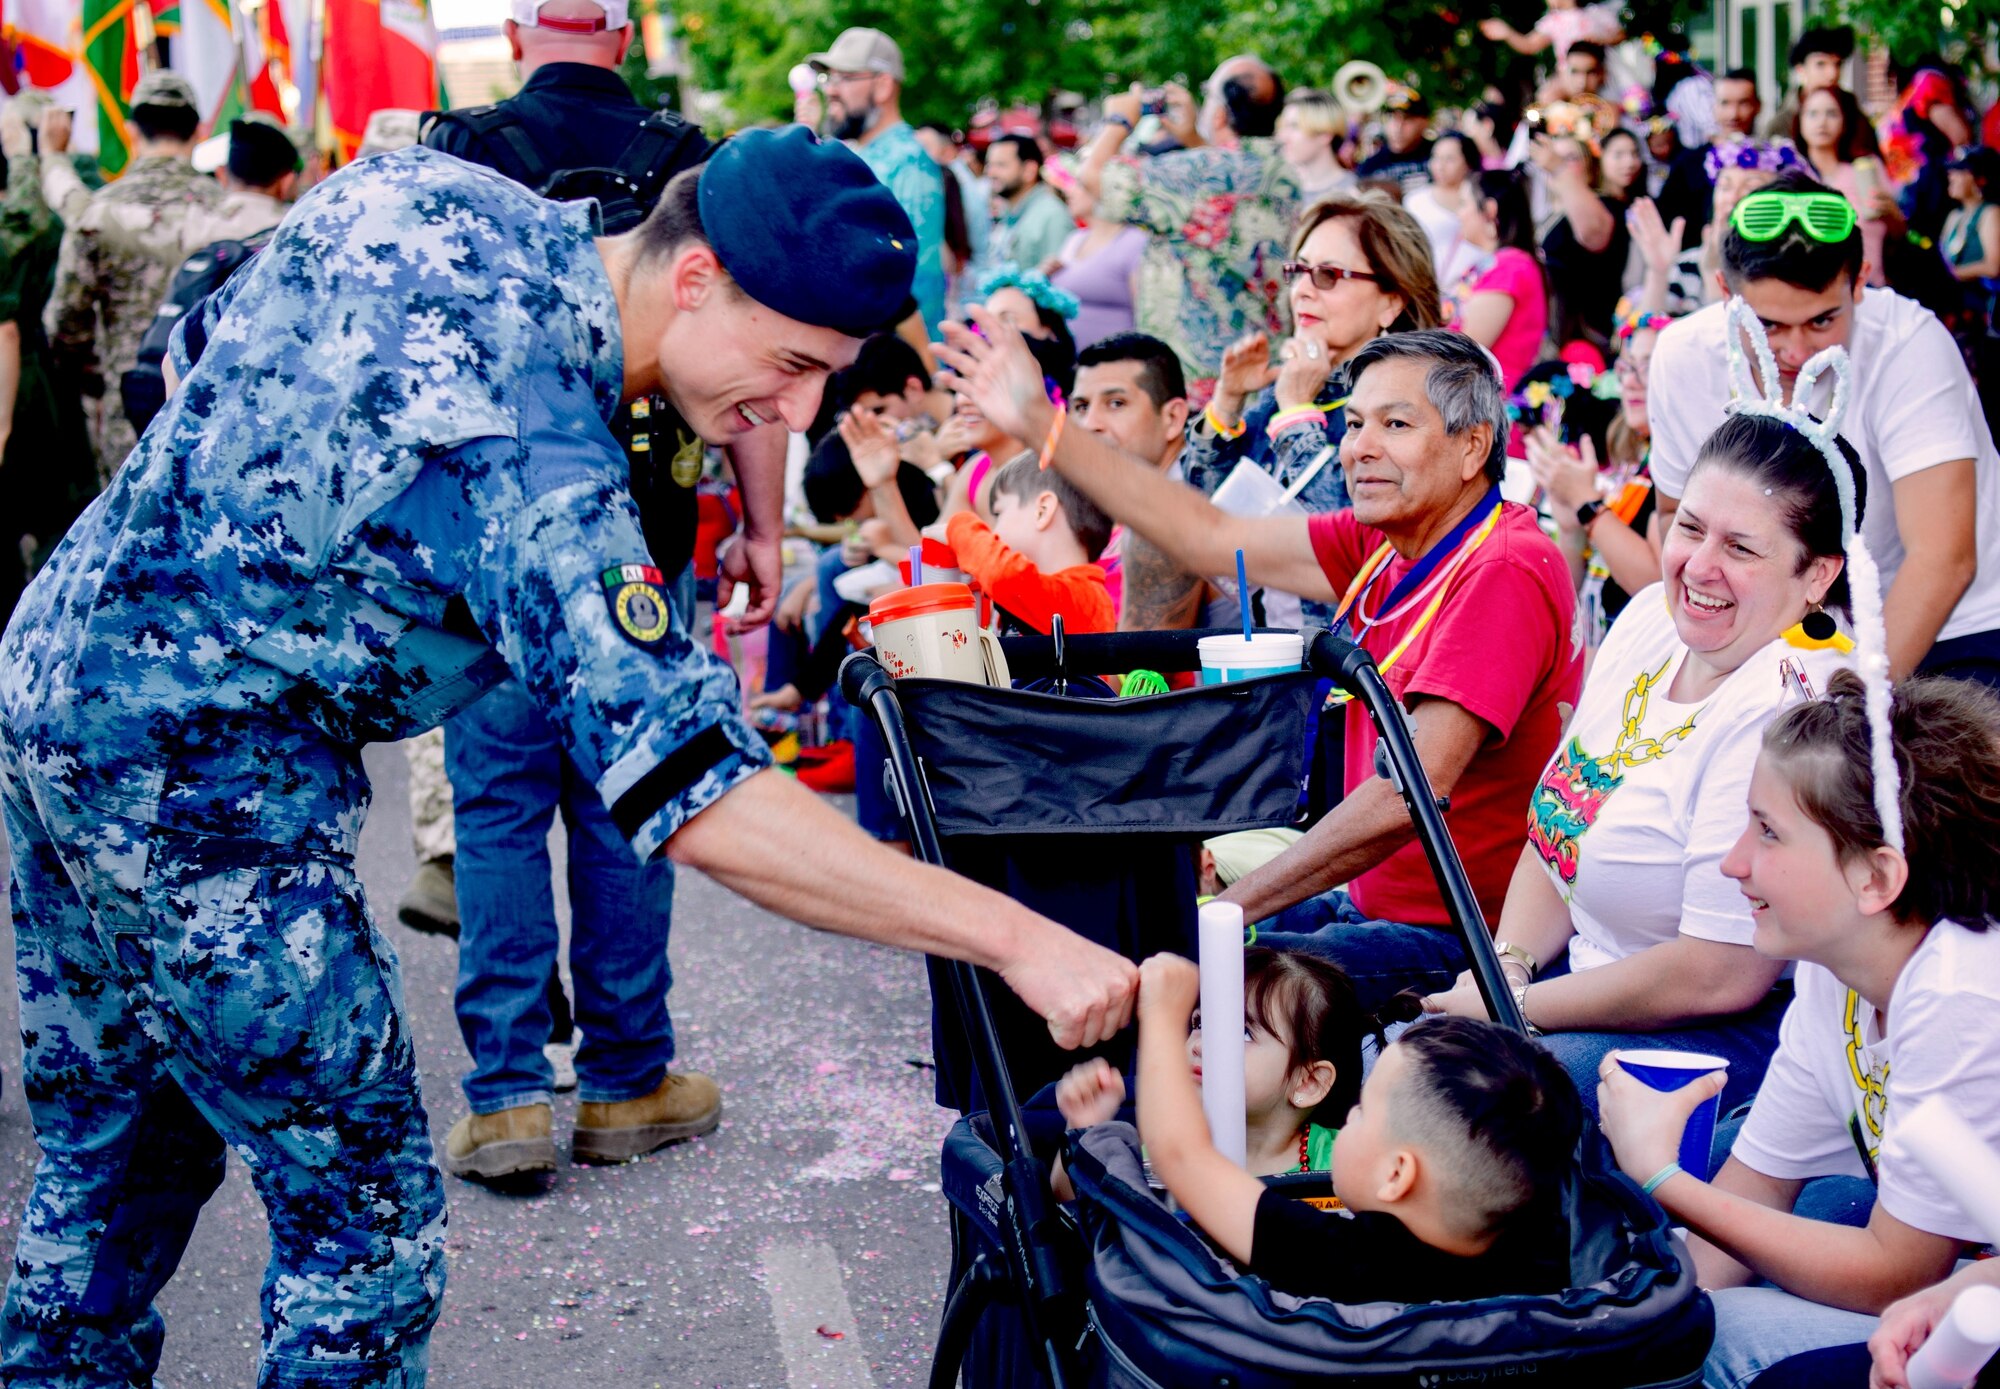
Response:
[1705,1286,1882,1389]
[1254,889,1470,1014]
[445,677,676,1113]
[1532,951,1793,1127]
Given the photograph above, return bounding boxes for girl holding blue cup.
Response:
[1596,669,2000,1389]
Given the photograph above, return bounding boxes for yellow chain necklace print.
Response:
[1595,656,1703,775]
[1843,988,1889,1178]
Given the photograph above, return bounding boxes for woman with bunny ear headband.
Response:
[1720,295,1902,851]
[1422,303,1863,1122]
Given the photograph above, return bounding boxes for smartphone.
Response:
[1140,89,1168,117]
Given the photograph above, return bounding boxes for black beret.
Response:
[698,125,917,339]
[228,117,303,185]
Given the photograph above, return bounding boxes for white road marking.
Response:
[762,1240,880,1389]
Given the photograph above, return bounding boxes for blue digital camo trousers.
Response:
[0,733,446,1387]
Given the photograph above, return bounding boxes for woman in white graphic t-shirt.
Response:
[1597,669,2000,1389]
[1422,412,1855,1116]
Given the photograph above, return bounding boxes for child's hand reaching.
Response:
[1055,1058,1127,1129]
[838,408,902,490]
[1138,953,1201,1025]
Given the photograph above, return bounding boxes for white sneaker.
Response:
[545,1033,580,1093]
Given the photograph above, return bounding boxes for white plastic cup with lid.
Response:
[1197,632,1304,685]
[867,583,1008,685]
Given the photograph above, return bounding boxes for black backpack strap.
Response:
[421,104,553,190]
[609,109,711,200]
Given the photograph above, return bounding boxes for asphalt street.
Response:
[0,741,960,1387]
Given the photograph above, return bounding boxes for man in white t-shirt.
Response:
[1648,168,2000,687]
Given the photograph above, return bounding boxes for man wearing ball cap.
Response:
[0,128,1137,1383]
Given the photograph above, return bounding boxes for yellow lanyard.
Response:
[1325,502,1504,704]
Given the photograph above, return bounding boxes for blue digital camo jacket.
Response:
[0,146,770,865]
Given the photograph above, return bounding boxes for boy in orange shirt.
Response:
[943,452,1116,635]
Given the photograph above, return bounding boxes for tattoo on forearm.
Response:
[1118,530,1205,632]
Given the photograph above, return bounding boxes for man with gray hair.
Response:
[940,320,1582,1010]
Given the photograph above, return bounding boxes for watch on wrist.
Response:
[1106,113,1134,131]
[1510,981,1542,1036]
[1494,939,1539,978]
[1575,498,1608,530]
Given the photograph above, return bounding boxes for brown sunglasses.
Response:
[1281,260,1380,291]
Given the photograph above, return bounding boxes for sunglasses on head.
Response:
[1729,190,1857,244]
[1282,261,1379,291]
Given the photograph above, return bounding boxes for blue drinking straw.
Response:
[910,545,923,587]
[1236,549,1252,642]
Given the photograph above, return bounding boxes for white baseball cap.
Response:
[509,0,629,33]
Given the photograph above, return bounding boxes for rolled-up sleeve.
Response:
[419,427,772,861]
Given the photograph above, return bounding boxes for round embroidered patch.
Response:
[602,563,671,646]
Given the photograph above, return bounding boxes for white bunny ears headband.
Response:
[1722,295,1905,854]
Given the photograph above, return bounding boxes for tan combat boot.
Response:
[441,1103,557,1184]
[572,1072,722,1164]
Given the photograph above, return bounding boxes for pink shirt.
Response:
[1449,247,1548,389]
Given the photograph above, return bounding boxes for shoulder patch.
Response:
[602,563,672,648]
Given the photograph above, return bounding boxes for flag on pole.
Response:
[321,0,435,161]
[4,0,97,139]
[79,0,177,174]
[172,0,237,130]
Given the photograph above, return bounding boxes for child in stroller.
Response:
[1128,954,1584,1305]
[1050,945,1369,1199]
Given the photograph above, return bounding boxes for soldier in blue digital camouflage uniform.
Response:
[0,126,1138,1388]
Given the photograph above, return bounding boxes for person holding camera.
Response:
[1074,55,1300,406]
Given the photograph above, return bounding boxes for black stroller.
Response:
[839,628,1713,1389]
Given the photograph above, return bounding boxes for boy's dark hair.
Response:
[801,432,943,528]
[991,133,1044,173]
[1765,670,2000,930]
[989,450,1113,560]
[1243,947,1377,1118]
[1389,1017,1582,1238]
[1790,25,1854,66]
[1075,332,1187,408]
[131,102,200,144]
[831,333,931,414]
[1721,67,1761,89]
[1721,167,1864,292]
[1566,39,1607,67]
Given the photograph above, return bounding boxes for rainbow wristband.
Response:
[1204,403,1247,440]
[1266,405,1325,439]
[1641,1161,1683,1196]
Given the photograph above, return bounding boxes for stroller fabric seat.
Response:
[1066,1123,1714,1389]
[892,672,1318,1114]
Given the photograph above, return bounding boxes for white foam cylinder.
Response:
[1197,901,1248,1168]
[1895,1098,2000,1247]
[1907,1286,2000,1389]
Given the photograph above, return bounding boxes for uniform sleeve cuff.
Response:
[611,723,774,861]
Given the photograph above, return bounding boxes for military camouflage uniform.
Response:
[41,154,220,486]
[0,147,770,1385]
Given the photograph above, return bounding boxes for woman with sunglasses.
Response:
[1181,192,1443,625]
[1448,168,1548,388]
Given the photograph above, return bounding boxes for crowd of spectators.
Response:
[753,19,2000,1388]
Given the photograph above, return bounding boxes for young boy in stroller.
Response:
[1095,954,1583,1304]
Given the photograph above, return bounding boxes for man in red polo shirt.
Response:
[939,322,1583,1009]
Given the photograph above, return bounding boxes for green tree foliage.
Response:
[1823,0,2000,69]
[671,0,1712,129]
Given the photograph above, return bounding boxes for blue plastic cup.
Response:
[1613,1049,1730,1181]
